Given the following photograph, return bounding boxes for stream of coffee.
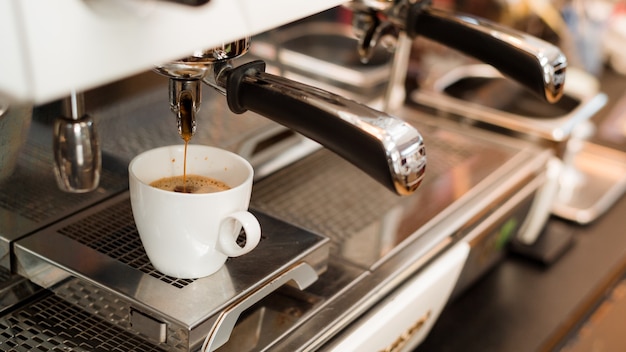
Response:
[183,140,189,191]
[179,92,194,193]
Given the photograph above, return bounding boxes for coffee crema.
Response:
[150,174,230,194]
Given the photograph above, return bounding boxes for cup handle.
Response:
[217,211,261,257]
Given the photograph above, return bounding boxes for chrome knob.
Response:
[53,91,101,193]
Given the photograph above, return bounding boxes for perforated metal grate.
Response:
[54,278,132,330]
[48,277,189,351]
[0,142,127,224]
[0,294,165,352]
[57,199,195,289]
[421,128,477,176]
[253,150,397,245]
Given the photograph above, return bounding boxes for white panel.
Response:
[0,0,343,104]
[0,1,30,100]
[328,242,470,352]
[239,0,346,34]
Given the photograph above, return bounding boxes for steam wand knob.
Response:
[53,90,101,193]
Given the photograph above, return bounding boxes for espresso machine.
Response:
[0,0,569,351]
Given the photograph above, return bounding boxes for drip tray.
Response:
[12,192,329,351]
[0,293,168,352]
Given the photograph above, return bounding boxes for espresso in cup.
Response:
[150,174,230,194]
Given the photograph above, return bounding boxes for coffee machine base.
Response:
[2,99,551,351]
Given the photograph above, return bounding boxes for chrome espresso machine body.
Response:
[1,1,566,351]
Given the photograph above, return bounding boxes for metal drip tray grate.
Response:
[14,192,329,351]
[57,198,195,289]
[0,293,165,352]
[254,150,399,243]
[0,142,127,224]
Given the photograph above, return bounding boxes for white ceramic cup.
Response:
[129,145,261,279]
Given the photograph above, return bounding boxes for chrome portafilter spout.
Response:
[347,0,567,103]
[154,64,205,142]
[154,38,250,141]
[53,90,101,193]
[169,79,200,141]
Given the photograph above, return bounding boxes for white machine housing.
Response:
[0,0,344,104]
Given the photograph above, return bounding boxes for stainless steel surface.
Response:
[53,91,102,193]
[0,266,40,316]
[412,64,607,142]
[202,262,319,351]
[250,21,393,100]
[411,64,626,224]
[14,192,329,351]
[553,142,626,224]
[253,119,541,267]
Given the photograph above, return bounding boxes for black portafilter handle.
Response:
[224,61,426,196]
[405,4,567,103]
